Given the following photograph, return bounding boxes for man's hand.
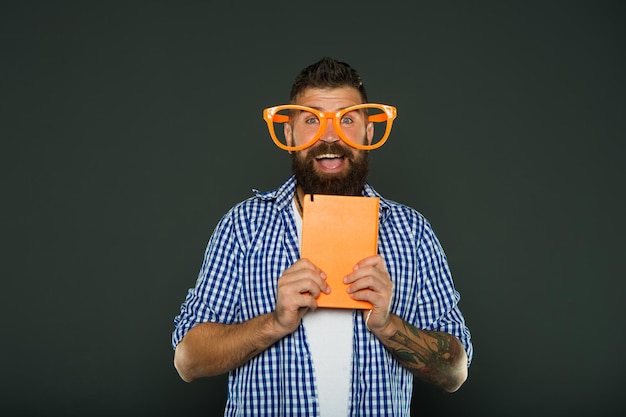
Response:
[175,259,330,381]
[273,258,330,336]
[344,255,468,392]
[343,255,393,333]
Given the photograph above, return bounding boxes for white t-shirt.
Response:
[294,200,353,416]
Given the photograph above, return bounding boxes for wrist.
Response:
[369,313,397,339]
[265,311,293,340]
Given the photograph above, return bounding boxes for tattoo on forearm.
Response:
[387,321,458,379]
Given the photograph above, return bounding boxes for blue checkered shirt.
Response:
[172,175,473,416]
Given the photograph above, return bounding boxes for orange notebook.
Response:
[301,194,379,309]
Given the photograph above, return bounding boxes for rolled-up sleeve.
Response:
[172,211,243,349]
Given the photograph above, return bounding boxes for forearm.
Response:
[373,314,468,392]
[174,313,282,382]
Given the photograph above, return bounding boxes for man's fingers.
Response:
[281,259,329,293]
[353,254,386,271]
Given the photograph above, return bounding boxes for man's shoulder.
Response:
[222,176,296,219]
[365,183,427,222]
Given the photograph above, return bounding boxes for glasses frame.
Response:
[262,103,397,151]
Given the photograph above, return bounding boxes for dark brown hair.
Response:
[289,57,368,103]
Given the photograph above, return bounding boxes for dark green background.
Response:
[2,1,624,416]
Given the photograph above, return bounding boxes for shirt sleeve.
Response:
[415,219,474,365]
[171,210,243,349]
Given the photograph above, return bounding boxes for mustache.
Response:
[308,142,351,159]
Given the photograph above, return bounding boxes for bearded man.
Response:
[172,56,473,417]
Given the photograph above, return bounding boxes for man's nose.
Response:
[319,118,340,143]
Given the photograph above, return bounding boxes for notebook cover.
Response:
[301,194,379,309]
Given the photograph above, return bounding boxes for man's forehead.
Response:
[294,87,365,109]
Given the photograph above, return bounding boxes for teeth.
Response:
[315,153,342,159]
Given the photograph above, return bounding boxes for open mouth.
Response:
[315,153,346,171]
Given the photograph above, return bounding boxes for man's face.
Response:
[287,87,372,196]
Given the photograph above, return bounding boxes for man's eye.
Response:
[305,117,319,124]
[341,117,353,124]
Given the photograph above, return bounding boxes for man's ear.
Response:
[284,123,294,150]
[366,122,374,145]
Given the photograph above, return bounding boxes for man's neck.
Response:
[294,186,305,216]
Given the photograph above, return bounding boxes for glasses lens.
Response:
[269,106,321,150]
[360,105,392,148]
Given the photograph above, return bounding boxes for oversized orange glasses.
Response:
[262,103,397,151]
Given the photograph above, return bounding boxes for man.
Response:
[172,57,473,416]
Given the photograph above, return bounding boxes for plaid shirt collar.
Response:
[253,175,391,221]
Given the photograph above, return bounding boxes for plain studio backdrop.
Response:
[1,1,624,416]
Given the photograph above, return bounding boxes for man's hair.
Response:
[290,57,368,103]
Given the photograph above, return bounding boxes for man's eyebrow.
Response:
[305,105,354,112]
[293,105,323,111]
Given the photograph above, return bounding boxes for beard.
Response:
[291,142,370,196]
